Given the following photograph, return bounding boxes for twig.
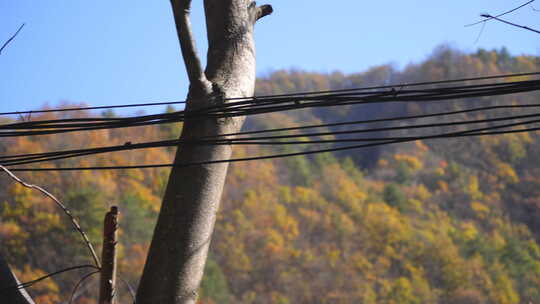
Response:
[0,265,99,293]
[0,23,25,55]
[481,14,540,34]
[119,276,136,303]
[0,165,101,268]
[69,270,100,304]
[474,21,487,43]
[466,0,535,26]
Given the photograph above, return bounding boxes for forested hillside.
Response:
[1,46,540,303]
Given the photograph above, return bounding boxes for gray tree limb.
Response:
[171,0,212,98]
[250,2,273,22]
[136,1,271,303]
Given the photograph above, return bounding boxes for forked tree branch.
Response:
[170,0,212,97]
[137,2,273,302]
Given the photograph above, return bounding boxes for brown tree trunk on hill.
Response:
[135,1,272,303]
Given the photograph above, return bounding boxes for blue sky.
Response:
[1,1,539,115]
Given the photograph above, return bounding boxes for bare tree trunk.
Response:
[136,1,271,303]
[99,207,119,304]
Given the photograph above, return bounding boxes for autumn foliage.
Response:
[1,46,540,303]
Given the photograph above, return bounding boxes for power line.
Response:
[466,0,536,27]
[480,14,540,34]
[6,118,539,172]
[1,78,539,138]
[240,71,540,100]
[1,72,539,171]
[0,100,187,117]
[213,80,540,117]
[1,71,538,117]
[1,115,539,166]
[4,79,539,130]
[2,104,539,166]
[174,78,540,120]
[209,103,540,138]
[0,265,99,293]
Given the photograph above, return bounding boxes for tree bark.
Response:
[99,207,119,304]
[136,1,271,303]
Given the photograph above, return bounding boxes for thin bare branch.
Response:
[466,0,535,26]
[0,165,101,268]
[473,21,487,43]
[0,23,25,55]
[69,270,100,304]
[481,13,540,34]
[118,275,136,303]
[170,0,211,97]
